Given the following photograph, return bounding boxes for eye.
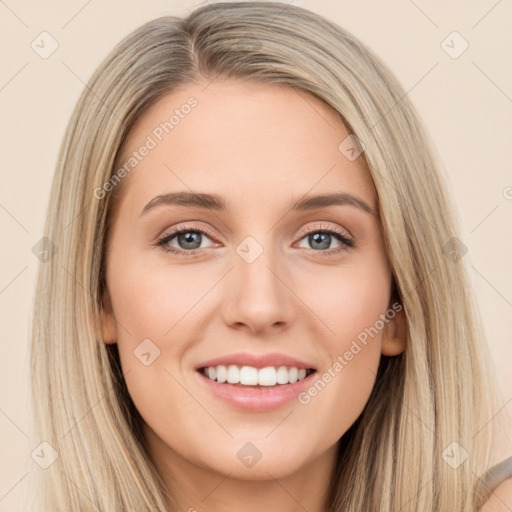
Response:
[156,223,217,255]
[295,223,354,255]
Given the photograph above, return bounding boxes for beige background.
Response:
[1,0,511,509]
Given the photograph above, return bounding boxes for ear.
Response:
[99,289,117,345]
[381,302,407,356]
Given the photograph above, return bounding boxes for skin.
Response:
[480,480,512,511]
[101,78,406,512]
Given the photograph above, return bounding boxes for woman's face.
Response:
[101,79,405,484]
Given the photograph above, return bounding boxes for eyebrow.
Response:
[140,191,375,216]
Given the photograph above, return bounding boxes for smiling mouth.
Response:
[197,365,317,388]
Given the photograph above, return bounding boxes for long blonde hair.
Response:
[28,2,503,510]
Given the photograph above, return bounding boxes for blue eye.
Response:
[297,228,354,253]
[157,224,216,255]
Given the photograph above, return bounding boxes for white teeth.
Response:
[226,365,240,384]
[258,367,276,386]
[216,365,227,383]
[201,365,312,386]
[240,366,258,385]
[207,367,217,380]
[276,366,289,384]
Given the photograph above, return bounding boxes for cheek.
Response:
[105,249,229,409]
[295,261,390,414]
[106,260,201,433]
[301,260,391,348]
[107,250,210,339]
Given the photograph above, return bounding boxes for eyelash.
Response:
[156,222,354,257]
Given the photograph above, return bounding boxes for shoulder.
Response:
[479,478,512,512]
[478,455,512,511]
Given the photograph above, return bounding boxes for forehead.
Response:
[113,79,376,218]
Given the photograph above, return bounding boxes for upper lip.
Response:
[195,352,317,371]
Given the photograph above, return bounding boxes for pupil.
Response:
[310,232,330,250]
[179,231,201,249]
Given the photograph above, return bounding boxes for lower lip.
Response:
[195,369,317,412]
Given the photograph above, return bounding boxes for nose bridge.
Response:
[237,235,281,295]
[223,232,294,332]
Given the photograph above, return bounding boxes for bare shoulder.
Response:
[479,478,512,512]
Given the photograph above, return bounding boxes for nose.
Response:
[221,243,295,336]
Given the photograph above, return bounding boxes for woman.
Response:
[29,2,511,510]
